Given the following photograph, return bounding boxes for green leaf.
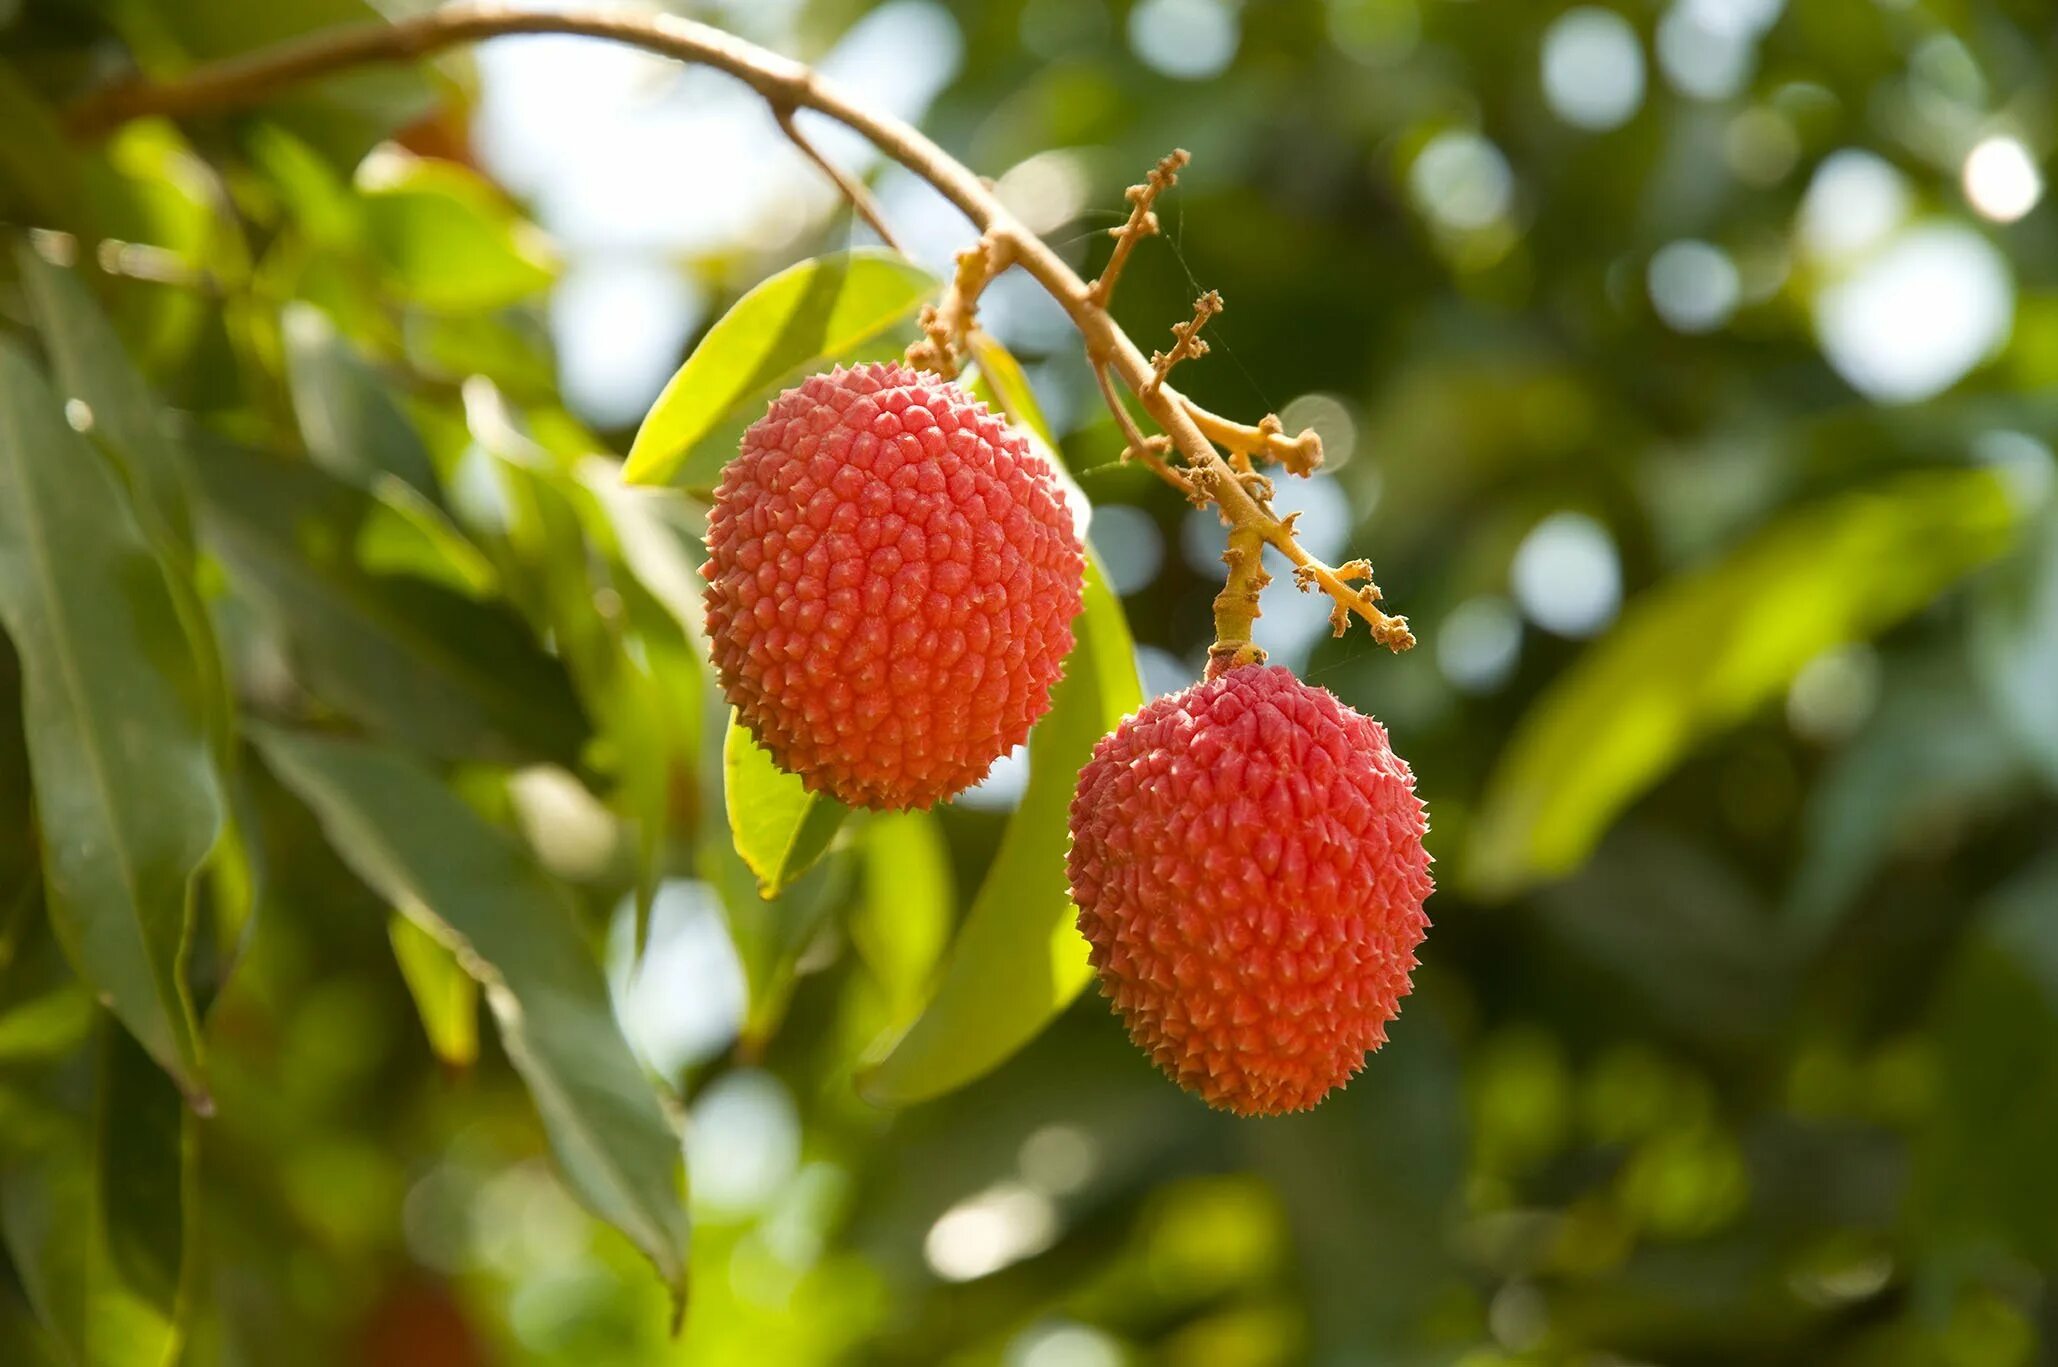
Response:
[852,811,953,1031]
[0,1018,192,1367]
[723,715,851,900]
[187,438,587,766]
[15,241,234,760]
[0,987,94,1064]
[358,149,558,311]
[622,250,937,488]
[389,913,479,1070]
[859,556,1141,1104]
[1469,469,2022,898]
[251,728,688,1305]
[14,241,196,554]
[283,303,442,500]
[0,339,221,1103]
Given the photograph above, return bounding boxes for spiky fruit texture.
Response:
[703,362,1084,810]
[1068,664,1432,1116]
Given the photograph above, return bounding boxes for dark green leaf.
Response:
[15,240,235,761]
[860,557,1140,1104]
[723,715,850,900]
[622,250,937,488]
[1785,663,2029,943]
[1972,500,2058,787]
[187,438,587,766]
[282,304,441,500]
[1469,469,2021,898]
[0,339,220,1102]
[252,728,688,1304]
[15,241,195,554]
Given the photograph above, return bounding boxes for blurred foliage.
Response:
[0,0,2056,1364]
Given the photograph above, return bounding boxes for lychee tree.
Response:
[0,0,1439,1337]
[3,0,2045,1360]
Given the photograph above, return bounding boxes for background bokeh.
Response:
[4,0,2058,1363]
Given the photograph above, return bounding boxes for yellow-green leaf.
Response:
[389,914,479,1069]
[723,715,851,900]
[358,149,558,312]
[622,250,937,488]
[859,556,1140,1104]
[1469,468,2022,898]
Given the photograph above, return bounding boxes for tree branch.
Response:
[68,0,1410,654]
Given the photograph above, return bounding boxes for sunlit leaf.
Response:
[283,303,441,500]
[723,715,850,900]
[0,340,220,1102]
[860,557,1140,1104]
[358,149,557,311]
[0,987,93,1064]
[622,250,936,488]
[1469,469,2021,897]
[188,438,587,766]
[0,1019,191,1367]
[389,914,478,1070]
[253,728,688,1305]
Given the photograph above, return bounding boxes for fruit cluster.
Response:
[704,366,1433,1116]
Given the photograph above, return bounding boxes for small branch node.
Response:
[1147,290,1221,395]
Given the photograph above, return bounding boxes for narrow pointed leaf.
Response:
[252,728,688,1304]
[15,242,196,554]
[622,250,936,488]
[0,340,219,1100]
[860,557,1140,1103]
[283,303,441,500]
[188,439,586,766]
[723,715,850,900]
[16,242,234,760]
[390,914,480,1069]
[1469,469,2022,897]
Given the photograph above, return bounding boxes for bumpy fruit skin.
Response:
[703,362,1084,810]
[1068,665,1432,1116]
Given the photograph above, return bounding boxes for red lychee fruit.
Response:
[1067,664,1432,1116]
[703,362,1084,810]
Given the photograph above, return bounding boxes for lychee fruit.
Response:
[702,362,1084,810]
[1067,663,1432,1116]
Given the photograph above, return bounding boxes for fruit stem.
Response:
[1206,525,1269,679]
[66,0,1411,654]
